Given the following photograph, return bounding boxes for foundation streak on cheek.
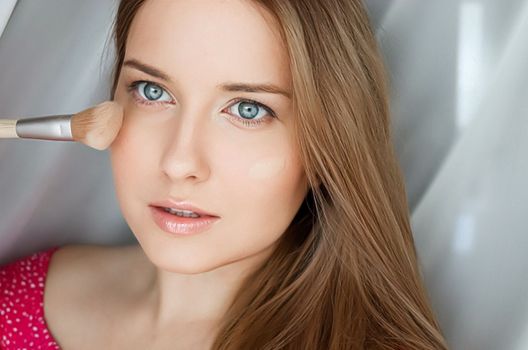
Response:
[248,156,286,180]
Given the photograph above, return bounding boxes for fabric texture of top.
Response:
[0,246,62,349]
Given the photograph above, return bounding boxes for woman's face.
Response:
[110,0,308,273]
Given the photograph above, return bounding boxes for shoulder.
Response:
[47,243,119,276]
[44,244,143,322]
[46,243,107,290]
[43,243,144,340]
[45,242,149,307]
[46,243,141,296]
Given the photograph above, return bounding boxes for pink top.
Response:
[0,246,62,349]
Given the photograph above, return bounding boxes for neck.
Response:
[129,242,275,332]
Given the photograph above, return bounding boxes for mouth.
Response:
[149,206,220,236]
[154,206,207,218]
[148,200,219,218]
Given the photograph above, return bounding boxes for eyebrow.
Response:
[123,58,292,99]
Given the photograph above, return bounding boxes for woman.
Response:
[0,0,449,349]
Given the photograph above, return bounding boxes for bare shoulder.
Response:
[49,243,138,270]
[47,243,139,286]
[45,243,140,305]
[44,243,144,346]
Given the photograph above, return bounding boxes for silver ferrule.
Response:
[16,114,73,141]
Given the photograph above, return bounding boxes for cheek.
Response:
[208,120,306,215]
[109,109,159,207]
[246,152,306,212]
[216,153,306,266]
[217,138,307,240]
[248,156,286,180]
[109,127,138,212]
[248,153,305,226]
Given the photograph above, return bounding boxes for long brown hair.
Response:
[109,1,448,349]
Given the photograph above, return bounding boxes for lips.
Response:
[149,206,219,236]
[149,199,219,218]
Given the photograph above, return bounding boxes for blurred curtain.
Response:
[1,0,527,349]
[0,1,17,39]
[367,1,528,349]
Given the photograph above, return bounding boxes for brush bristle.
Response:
[0,119,18,138]
[71,101,124,150]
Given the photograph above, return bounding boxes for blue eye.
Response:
[223,99,276,128]
[128,81,173,105]
[126,80,277,128]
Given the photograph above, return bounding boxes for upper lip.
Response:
[149,199,219,217]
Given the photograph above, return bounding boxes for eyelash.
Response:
[126,80,277,128]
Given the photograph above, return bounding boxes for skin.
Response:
[107,0,308,343]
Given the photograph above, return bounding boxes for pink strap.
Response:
[0,246,61,349]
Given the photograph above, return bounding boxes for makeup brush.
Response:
[0,101,124,150]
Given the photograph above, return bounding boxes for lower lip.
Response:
[149,206,220,236]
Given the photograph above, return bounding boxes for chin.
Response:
[141,242,224,274]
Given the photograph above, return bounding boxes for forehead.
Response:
[125,0,291,90]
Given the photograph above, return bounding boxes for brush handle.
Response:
[15,114,74,141]
[0,119,18,138]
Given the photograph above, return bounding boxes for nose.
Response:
[158,109,211,184]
